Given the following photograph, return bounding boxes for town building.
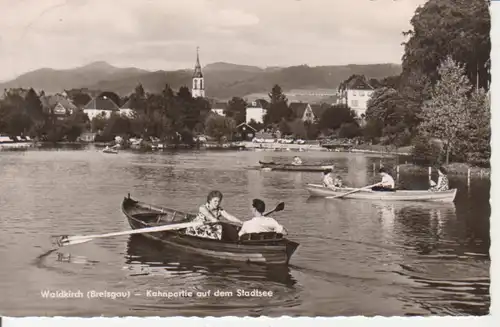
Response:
[192,47,205,98]
[337,75,374,118]
[245,99,269,124]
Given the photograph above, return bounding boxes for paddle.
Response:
[264,202,285,216]
[54,202,285,247]
[53,221,205,247]
[326,182,381,199]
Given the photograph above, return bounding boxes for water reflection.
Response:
[124,235,298,287]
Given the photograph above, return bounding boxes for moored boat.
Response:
[306,183,457,202]
[121,195,299,265]
[259,160,333,172]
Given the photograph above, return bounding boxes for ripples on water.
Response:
[0,148,490,316]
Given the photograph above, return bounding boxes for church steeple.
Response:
[192,47,205,97]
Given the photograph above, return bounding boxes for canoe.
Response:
[102,148,118,154]
[259,160,333,172]
[121,195,299,265]
[305,183,457,203]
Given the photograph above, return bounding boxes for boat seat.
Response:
[239,232,284,242]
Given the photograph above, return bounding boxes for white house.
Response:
[83,95,120,120]
[119,99,136,117]
[337,75,374,118]
[245,99,269,124]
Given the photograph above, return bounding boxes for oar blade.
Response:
[275,202,285,212]
[52,235,93,247]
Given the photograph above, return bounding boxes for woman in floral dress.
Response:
[429,166,449,192]
[184,190,243,240]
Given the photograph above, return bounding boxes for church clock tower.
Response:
[192,47,205,98]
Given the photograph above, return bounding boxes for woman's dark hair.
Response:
[207,190,223,202]
[323,168,332,175]
[379,167,387,173]
[438,166,447,175]
[252,199,266,214]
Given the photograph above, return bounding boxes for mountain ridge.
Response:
[0,61,402,99]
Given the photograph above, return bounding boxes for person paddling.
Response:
[238,199,287,238]
[371,167,395,192]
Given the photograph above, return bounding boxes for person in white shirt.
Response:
[322,169,335,188]
[372,167,395,191]
[291,156,303,165]
[238,199,287,238]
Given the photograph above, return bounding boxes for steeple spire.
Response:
[193,46,203,78]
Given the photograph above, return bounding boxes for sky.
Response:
[0,0,428,81]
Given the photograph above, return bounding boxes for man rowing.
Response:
[238,199,287,238]
[371,167,395,191]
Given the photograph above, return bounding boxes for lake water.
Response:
[0,148,490,316]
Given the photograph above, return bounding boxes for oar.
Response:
[326,182,380,199]
[53,221,205,247]
[55,202,285,247]
[264,202,285,216]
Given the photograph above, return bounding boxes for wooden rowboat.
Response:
[121,195,299,265]
[102,148,118,154]
[305,183,457,203]
[259,160,333,172]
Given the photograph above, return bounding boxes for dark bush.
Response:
[410,135,443,166]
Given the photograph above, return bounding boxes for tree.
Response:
[338,122,361,139]
[318,104,356,131]
[24,88,44,122]
[225,97,247,125]
[364,87,412,145]
[454,88,490,166]
[419,56,472,164]
[265,84,292,124]
[402,0,490,90]
[129,84,147,113]
[204,114,236,143]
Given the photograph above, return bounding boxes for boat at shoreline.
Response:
[102,147,118,154]
[259,160,333,172]
[121,195,300,265]
[305,184,457,202]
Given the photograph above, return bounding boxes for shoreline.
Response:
[394,163,490,177]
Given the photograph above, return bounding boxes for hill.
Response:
[0,61,401,99]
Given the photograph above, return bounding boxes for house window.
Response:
[351,100,359,107]
[359,91,364,96]
[352,91,356,96]
[194,80,198,89]
[200,80,203,89]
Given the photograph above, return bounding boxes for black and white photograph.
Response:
[0,0,492,319]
